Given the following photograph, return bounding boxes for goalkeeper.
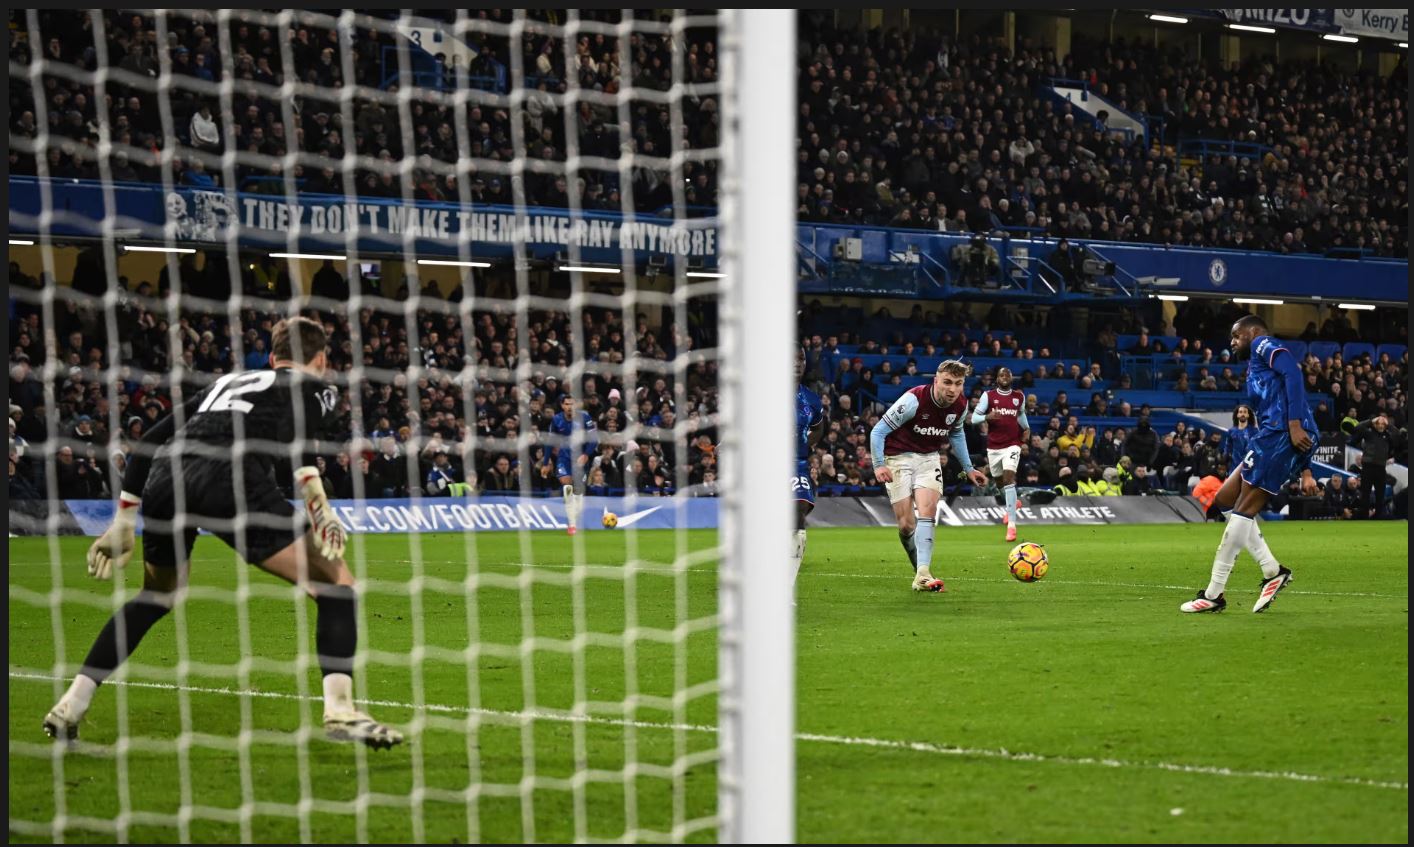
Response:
[44,317,402,750]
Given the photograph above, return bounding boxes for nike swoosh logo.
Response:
[609,505,665,528]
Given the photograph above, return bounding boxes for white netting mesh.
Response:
[9,8,747,842]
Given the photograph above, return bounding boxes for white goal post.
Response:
[718,8,797,847]
[717,7,797,845]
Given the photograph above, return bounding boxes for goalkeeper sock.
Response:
[79,591,173,683]
[1205,513,1252,599]
[1004,484,1018,524]
[57,674,98,718]
[915,517,936,571]
[898,529,918,571]
[314,584,358,700]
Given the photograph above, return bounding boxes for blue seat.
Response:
[1308,341,1340,362]
[1376,343,1406,361]
[1342,342,1376,362]
[1111,389,1187,408]
[875,384,909,404]
[1186,391,1253,411]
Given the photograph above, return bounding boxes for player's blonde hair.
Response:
[936,359,972,379]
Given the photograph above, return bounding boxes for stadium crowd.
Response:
[5,10,1409,518]
[6,251,1406,520]
[8,257,720,503]
[794,17,1407,257]
[793,302,1407,517]
[10,11,1406,258]
[9,9,720,213]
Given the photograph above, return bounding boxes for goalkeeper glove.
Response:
[87,491,141,580]
[295,466,346,561]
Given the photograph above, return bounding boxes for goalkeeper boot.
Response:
[43,700,83,743]
[1252,565,1293,614]
[324,710,404,751]
[1179,589,1226,613]
[912,567,946,593]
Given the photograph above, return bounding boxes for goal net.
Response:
[8,8,793,843]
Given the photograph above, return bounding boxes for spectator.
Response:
[483,454,518,492]
[1322,474,1357,520]
[1348,415,1398,518]
[1123,416,1160,469]
[1122,464,1153,496]
[190,104,220,152]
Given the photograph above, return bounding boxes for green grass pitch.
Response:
[8,522,1408,843]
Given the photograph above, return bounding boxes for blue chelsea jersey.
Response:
[550,410,597,458]
[1247,335,1316,436]
[796,385,824,461]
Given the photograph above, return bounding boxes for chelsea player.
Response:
[792,348,826,592]
[551,394,598,535]
[1182,314,1318,614]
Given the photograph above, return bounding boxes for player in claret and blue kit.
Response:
[791,348,825,595]
[1181,314,1318,614]
[870,360,988,592]
[970,366,1030,542]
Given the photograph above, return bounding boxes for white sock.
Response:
[791,529,807,587]
[1244,520,1282,579]
[323,672,354,715]
[563,485,577,527]
[59,674,98,718]
[1004,484,1018,525]
[1206,514,1252,599]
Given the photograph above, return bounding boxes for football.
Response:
[601,511,619,529]
[1007,542,1049,582]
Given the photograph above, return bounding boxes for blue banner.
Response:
[62,495,720,537]
[9,177,718,263]
[12,177,1406,301]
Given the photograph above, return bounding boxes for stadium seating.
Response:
[1115,334,1181,352]
[1342,342,1377,362]
[1376,343,1407,361]
[1308,341,1342,362]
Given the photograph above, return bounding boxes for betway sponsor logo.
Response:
[915,426,951,437]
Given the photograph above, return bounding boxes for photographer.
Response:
[951,233,1000,288]
[1045,238,1082,292]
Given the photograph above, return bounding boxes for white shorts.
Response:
[883,452,943,504]
[986,445,1022,478]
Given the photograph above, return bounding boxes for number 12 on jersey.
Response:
[197,371,278,414]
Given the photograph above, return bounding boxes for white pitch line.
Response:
[8,556,1405,600]
[10,672,1406,792]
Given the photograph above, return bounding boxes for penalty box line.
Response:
[10,672,1407,792]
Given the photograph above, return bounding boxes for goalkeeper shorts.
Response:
[140,457,308,569]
